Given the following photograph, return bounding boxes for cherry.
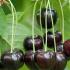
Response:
[55,31,62,44]
[0,61,5,69]
[24,50,38,70]
[44,31,54,47]
[44,31,62,47]
[34,50,55,70]
[63,39,70,57]
[0,61,16,70]
[52,52,67,70]
[56,43,63,52]
[23,35,43,51]
[36,8,58,29]
[1,48,24,69]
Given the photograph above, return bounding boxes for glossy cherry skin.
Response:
[0,61,5,69]
[0,61,16,70]
[44,31,62,48]
[24,51,38,70]
[55,31,62,43]
[36,8,58,29]
[52,52,67,70]
[1,49,24,69]
[63,39,70,57]
[23,35,43,51]
[56,43,63,52]
[34,51,55,70]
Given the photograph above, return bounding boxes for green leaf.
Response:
[0,36,10,55]
[0,7,8,35]
[0,0,70,70]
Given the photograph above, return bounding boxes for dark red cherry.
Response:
[53,52,67,70]
[0,61,5,69]
[0,61,15,70]
[55,31,62,44]
[1,48,24,69]
[56,43,63,52]
[34,51,55,70]
[63,39,70,57]
[44,31,62,48]
[23,35,43,51]
[45,31,54,47]
[24,51,38,70]
[36,8,58,29]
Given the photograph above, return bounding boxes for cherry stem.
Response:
[8,0,17,53]
[44,0,49,52]
[32,0,38,53]
[48,0,57,52]
[39,0,49,52]
[39,0,45,50]
[58,0,64,49]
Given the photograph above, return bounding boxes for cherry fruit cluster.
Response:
[0,8,70,70]
[23,8,69,70]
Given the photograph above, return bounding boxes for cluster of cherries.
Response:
[0,8,70,70]
[24,8,70,70]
